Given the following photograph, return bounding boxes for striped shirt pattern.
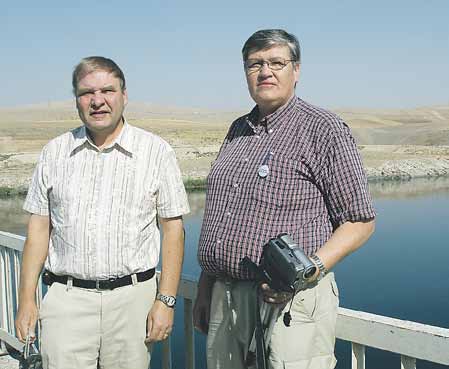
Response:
[198,96,375,280]
[24,122,190,279]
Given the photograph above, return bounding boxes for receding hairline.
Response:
[72,56,126,95]
[242,29,301,63]
[244,44,294,58]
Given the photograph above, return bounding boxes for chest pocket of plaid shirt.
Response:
[252,156,321,209]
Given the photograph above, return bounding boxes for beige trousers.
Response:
[39,277,157,369]
[207,273,339,369]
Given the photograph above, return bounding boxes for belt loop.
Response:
[131,274,138,286]
[225,279,232,309]
[67,276,73,291]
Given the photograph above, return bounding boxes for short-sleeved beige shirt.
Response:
[24,122,190,279]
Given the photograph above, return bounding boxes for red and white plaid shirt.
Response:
[198,96,375,280]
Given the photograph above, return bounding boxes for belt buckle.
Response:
[96,277,117,290]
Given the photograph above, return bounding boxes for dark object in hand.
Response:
[242,233,316,293]
[7,342,42,369]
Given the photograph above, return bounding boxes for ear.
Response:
[293,63,300,84]
[75,96,80,110]
[123,88,128,106]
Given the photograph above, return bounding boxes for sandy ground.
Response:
[1,102,449,191]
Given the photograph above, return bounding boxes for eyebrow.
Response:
[76,85,117,95]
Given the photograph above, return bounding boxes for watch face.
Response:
[158,293,176,307]
[165,296,176,307]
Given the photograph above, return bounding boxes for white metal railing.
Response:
[1,230,449,369]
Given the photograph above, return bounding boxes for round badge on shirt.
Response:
[258,164,269,178]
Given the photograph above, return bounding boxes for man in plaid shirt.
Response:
[194,29,376,369]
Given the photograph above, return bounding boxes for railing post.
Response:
[5,249,14,337]
[351,342,365,369]
[184,298,195,369]
[161,336,172,369]
[401,355,416,369]
[0,248,6,355]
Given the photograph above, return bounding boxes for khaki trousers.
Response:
[207,273,339,369]
[39,277,157,369]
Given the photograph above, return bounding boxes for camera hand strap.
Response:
[255,294,267,369]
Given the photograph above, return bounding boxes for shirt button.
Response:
[255,135,260,139]
[217,239,221,244]
[268,129,273,134]
[233,183,239,188]
[226,212,231,216]
[244,158,249,163]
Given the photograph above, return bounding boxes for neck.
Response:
[257,94,295,123]
[88,119,124,149]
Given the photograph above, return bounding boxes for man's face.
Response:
[75,70,128,135]
[245,45,300,112]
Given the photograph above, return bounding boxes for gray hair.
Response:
[242,29,301,63]
[72,56,126,95]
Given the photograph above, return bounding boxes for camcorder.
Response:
[241,233,316,293]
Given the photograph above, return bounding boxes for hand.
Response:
[15,299,38,343]
[193,289,212,335]
[193,272,214,334]
[145,300,174,343]
[259,283,293,304]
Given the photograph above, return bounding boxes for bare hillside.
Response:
[1,102,449,191]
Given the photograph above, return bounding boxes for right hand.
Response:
[259,283,293,304]
[15,299,38,342]
[193,273,215,335]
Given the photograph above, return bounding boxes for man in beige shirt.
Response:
[15,56,190,369]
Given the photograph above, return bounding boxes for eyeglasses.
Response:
[244,58,296,72]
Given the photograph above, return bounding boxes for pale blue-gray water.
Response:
[1,177,449,369]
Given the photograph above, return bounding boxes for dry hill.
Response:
[1,102,449,192]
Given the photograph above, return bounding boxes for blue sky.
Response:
[2,0,448,110]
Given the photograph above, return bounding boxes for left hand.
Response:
[259,283,293,304]
[145,300,175,343]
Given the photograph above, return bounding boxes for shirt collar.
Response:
[246,95,297,132]
[71,119,133,156]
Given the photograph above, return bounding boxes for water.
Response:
[1,177,449,369]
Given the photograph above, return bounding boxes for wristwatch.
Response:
[310,254,328,281]
[156,292,176,308]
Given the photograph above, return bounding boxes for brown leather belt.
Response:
[42,269,155,290]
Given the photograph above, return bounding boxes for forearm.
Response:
[158,217,185,296]
[315,219,375,271]
[19,215,50,303]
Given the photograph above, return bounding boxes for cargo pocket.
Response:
[291,287,317,322]
[330,277,340,308]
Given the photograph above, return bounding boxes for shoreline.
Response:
[2,164,449,198]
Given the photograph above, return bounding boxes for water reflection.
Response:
[3,176,449,234]
[369,176,449,199]
[186,191,206,216]
[0,196,29,235]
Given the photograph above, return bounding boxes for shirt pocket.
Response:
[252,155,322,209]
[48,160,81,225]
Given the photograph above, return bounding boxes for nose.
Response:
[258,62,273,78]
[90,92,105,108]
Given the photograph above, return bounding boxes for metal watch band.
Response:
[311,254,328,281]
[156,292,176,308]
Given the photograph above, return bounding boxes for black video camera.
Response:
[241,233,316,293]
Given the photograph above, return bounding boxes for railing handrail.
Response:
[337,307,449,365]
[0,231,25,252]
[1,230,449,368]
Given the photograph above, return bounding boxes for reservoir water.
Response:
[1,177,448,369]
